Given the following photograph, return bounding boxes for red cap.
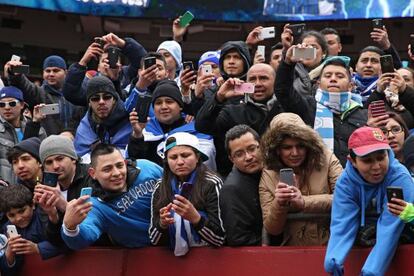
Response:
[348,126,390,157]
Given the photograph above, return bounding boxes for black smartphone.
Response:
[144,56,156,69]
[94,37,105,49]
[180,182,193,199]
[279,168,294,186]
[387,186,404,202]
[183,61,194,71]
[372,18,384,29]
[107,46,120,69]
[11,65,30,75]
[288,23,306,37]
[380,55,394,74]
[42,172,59,187]
[136,94,152,123]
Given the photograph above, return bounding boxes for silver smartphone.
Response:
[293,47,316,60]
[7,225,18,238]
[279,168,295,186]
[40,103,60,115]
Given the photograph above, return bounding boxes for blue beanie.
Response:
[198,51,220,67]
[43,55,67,70]
[157,40,182,72]
[0,86,24,101]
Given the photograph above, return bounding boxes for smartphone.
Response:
[136,94,152,123]
[293,47,316,60]
[257,45,265,58]
[94,37,105,49]
[11,55,21,62]
[369,100,386,118]
[144,56,156,70]
[235,83,255,94]
[380,55,394,74]
[387,186,404,202]
[80,187,93,202]
[11,65,30,74]
[183,61,194,71]
[179,11,194,27]
[7,225,18,238]
[201,64,212,75]
[258,27,275,40]
[180,182,193,199]
[288,23,306,37]
[279,168,294,186]
[40,103,60,115]
[42,171,59,187]
[107,46,120,69]
[372,18,384,29]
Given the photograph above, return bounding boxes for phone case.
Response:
[386,186,403,202]
[144,57,156,69]
[42,172,59,187]
[11,55,21,62]
[202,64,212,75]
[289,24,306,37]
[11,65,30,74]
[235,83,255,94]
[107,46,120,69]
[380,55,394,73]
[257,46,265,57]
[279,168,295,186]
[372,19,383,29]
[41,104,60,115]
[7,225,18,238]
[136,94,152,123]
[179,11,194,27]
[293,47,316,60]
[258,27,275,40]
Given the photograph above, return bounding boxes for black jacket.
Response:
[220,167,262,246]
[219,41,252,81]
[275,61,367,167]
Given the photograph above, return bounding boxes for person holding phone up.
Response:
[149,132,224,256]
[324,126,414,276]
[259,113,342,246]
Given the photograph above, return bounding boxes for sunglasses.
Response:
[0,100,20,108]
[89,94,114,102]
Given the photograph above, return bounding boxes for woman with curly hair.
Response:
[259,112,343,246]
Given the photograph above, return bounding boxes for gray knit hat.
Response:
[39,135,78,164]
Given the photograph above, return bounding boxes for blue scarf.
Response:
[314,89,362,151]
[168,171,205,256]
[142,114,212,158]
[352,74,378,102]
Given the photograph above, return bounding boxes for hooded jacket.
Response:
[259,113,342,246]
[219,41,252,81]
[324,150,414,276]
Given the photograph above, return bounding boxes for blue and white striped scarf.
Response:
[314,89,362,151]
[142,114,212,159]
[168,172,206,256]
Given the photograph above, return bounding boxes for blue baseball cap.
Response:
[0,86,24,101]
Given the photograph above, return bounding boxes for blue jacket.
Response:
[324,150,414,275]
[0,208,63,275]
[61,159,162,250]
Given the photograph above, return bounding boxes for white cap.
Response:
[164,132,208,161]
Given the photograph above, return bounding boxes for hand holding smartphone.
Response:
[257,46,265,58]
[107,46,120,69]
[380,55,394,74]
[135,94,153,123]
[293,47,316,60]
[372,19,384,29]
[42,171,59,187]
[183,61,194,71]
[40,103,60,116]
[144,56,156,70]
[80,187,93,202]
[258,27,275,40]
[234,83,255,94]
[288,23,306,37]
[179,11,194,27]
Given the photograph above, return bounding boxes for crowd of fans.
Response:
[1,14,414,276]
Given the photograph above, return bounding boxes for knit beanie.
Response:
[14,137,41,163]
[43,55,67,70]
[152,80,184,107]
[157,40,182,71]
[39,135,78,164]
[86,75,118,102]
[403,135,414,169]
[198,51,220,67]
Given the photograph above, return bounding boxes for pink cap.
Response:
[348,126,390,156]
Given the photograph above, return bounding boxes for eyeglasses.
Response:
[89,94,113,102]
[232,144,259,160]
[380,126,403,136]
[0,100,20,108]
